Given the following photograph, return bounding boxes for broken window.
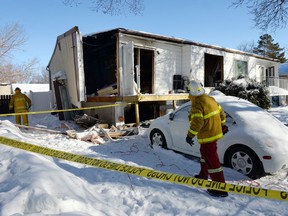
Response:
[233,60,248,78]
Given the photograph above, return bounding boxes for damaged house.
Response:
[47,26,280,125]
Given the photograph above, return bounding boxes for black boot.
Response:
[207,189,228,197]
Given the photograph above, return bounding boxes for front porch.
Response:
[261,77,288,105]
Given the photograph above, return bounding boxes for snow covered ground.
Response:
[0,106,288,216]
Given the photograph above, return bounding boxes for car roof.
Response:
[173,91,288,152]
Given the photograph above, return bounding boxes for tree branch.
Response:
[231,0,288,31]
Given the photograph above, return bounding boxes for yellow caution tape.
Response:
[0,103,130,117]
[0,135,287,201]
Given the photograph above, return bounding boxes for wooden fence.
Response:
[0,95,12,114]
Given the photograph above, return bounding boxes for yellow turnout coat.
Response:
[187,94,226,144]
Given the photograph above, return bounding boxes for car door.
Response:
[169,105,200,157]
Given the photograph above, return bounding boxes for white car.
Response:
[148,91,288,179]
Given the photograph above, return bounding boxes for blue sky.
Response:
[1,0,287,68]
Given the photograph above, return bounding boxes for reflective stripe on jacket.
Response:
[9,90,32,113]
[188,94,226,144]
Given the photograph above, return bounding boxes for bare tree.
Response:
[0,24,41,84]
[62,0,144,15]
[231,0,288,31]
[0,58,39,83]
[237,41,257,53]
[0,23,27,62]
[30,67,50,84]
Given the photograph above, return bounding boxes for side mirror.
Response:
[169,112,174,120]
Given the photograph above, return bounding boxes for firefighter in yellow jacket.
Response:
[9,87,32,126]
[186,80,229,198]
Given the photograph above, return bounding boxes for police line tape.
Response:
[0,135,287,201]
[0,102,130,117]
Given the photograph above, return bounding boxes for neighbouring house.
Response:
[47,26,281,125]
[279,63,288,77]
[0,83,13,95]
[0,83,13,114]
[276,63,288,105]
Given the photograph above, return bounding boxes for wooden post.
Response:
[173,100,177,110]
[135,102,140,125]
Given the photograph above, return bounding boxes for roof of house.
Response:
[85,27,280,62]
[48,26,280,68]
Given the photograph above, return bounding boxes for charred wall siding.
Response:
[83,31,117,95]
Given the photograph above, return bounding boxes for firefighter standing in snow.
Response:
[9,87,32,126]
[186,80,229,197]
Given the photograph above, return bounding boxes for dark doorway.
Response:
[123,48,155,123]
[204,53,224,87]
[134,48,154,94]
[53,80,65,120]
[124,102,160,124]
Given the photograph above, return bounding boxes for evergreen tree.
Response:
[253,34,287,63]
[215,76,271,109]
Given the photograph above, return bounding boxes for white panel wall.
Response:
[27,91,53,112]
[190,45,206,83]
[181,45,192,79]
[120,41,135,96]
[189,45,279,84]
[49,30,85,108]
[154,42,183,94]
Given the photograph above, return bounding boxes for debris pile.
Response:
[17,114,140,144]
[66,123,139,144]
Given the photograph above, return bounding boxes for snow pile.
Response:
[0,111,287,215]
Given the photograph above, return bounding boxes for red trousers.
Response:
[197,141,225,183]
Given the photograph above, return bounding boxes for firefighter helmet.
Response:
[188,80,205,96]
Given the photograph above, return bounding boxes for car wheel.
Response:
[226,146,264,179]
[149,129,168,149]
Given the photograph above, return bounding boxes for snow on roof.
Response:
[268,85,288,96]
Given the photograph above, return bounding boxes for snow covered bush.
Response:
[215,76,271,109]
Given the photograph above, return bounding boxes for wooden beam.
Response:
[86,94,189,103]
[135,103,140,125]
[87,96,123,102]
[137,94,189,102]
[86,94,189,125]
[16,124,67,135]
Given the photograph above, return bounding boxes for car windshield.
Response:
[173,104,236,125]
[225,112,236,125]
[173,105,190,120]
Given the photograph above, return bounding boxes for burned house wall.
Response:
[82,30,278,98]
[83,32,117,96]
[49,27,280,125]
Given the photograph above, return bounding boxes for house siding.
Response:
[120,34,184,95]
[49,27,85,110]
